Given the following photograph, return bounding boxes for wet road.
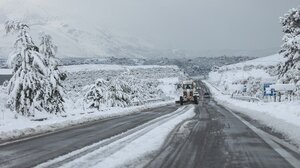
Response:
[0,75,11,85]
[146,81,298,168]
[0,104,180,168]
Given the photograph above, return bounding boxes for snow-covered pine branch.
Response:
[278,7,300,87]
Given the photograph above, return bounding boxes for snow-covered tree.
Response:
[83,69,167,110]
[106,77,132,107]
[114,71,164,105]
[84,76,132,109]
[245,77,263,98]
[278,7,300,85]
[39,33,65,114]
[39,33,58,66]
[5,21,47,116]
[84,79,108,110]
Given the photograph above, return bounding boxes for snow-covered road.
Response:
[37,105,195,168]
[145,81,300,168]
[0,104,194,168]
[2,80,300,168]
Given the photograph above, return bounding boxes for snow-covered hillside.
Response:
[215,54,285,69]
[208,54,286,97]
[0,0,153,59]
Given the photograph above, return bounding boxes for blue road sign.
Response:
[263,83,275,96]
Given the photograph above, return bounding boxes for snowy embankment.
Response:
[206,54,300,146]
[37,105,195,168]
[0,64,185,142]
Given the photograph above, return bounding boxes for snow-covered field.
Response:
[206,54,300,147]
[0,64,185,141]
[62,64,184,110]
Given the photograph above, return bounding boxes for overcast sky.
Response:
[67,0,300,51]
[2,0,300,51]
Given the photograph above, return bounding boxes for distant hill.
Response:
[0,0,154,59]
[0,0,279,59]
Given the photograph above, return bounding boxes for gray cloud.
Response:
[2,0,300,51]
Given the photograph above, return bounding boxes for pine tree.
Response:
[84,79,108,110]
[278,7,300,85]
[39,33,65,114]
[106,77,132,107]
[5,21,47,116]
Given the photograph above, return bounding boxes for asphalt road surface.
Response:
[0,104,180,168]
[146,81,298,168]
[0,75,11,85]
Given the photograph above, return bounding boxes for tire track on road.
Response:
[36,105,194,168]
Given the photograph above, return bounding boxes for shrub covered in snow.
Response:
[83,72,166,110]
[62,65,183,110]
[105,77,133,107]
[84,79,108,110]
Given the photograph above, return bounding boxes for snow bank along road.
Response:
[0,104,187,168]
[146,81,300,168]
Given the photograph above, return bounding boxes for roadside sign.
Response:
[243,85,247,92]
[263,83,275,96]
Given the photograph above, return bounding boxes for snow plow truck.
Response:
[177,80,199,105]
